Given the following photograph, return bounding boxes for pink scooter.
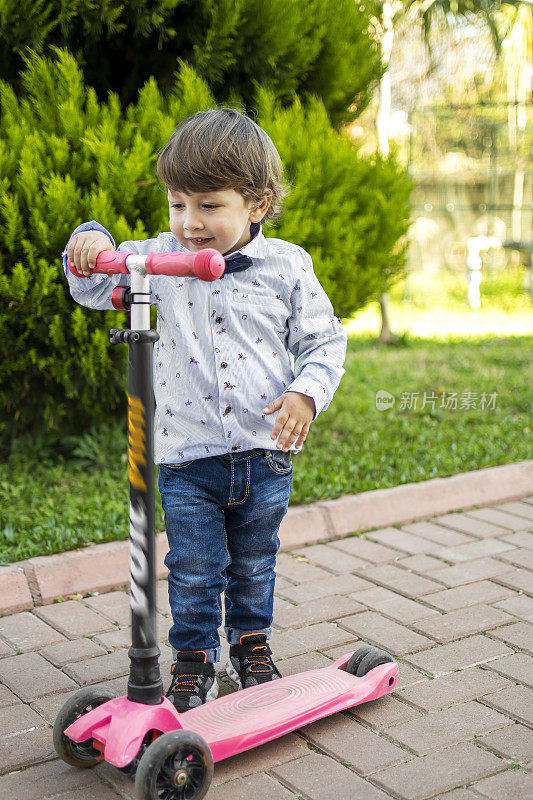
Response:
[54,249,398,800]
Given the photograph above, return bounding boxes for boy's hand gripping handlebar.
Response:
[67,248,225,282]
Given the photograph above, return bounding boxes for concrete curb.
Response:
[3,460,532,614]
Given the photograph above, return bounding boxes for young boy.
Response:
[64,108,347,712]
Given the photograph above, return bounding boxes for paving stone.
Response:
[483,652,533,687]
[494,594,533,622]
[394,662,428,689]
[0,652,78,701]
[0,759,101,800]
[0,726,56,775]
[31,690,78,725]
[329,537,401,564]
[496,548,533,570]
[275,553,331,583]
[211,734,309,785]
[268,630,321,660]
[0,703,50,736]
[35,601,114,638]
[63,649,131,685]
[208,771,296,800]
[396,554,447,572]
[271,753,393,800]
[472,768,532,800]
[477,723,533,762]
[423,580,517,612]
[288,622,359,652]
[396,668,512,712]
[274,595,364,630]
[300,713,408,775]
[0,636,15,657]
[411,604,514,643]
[354,564,444,597]
[276,573,373,604]
[295,543,369,572]
[278,650,331,676]
[350,586,439,624]
[367,527,444,555]
[433,513,511,538]
[489,622,533,655]
[481,684,533,726]
[433,539,515,563]
[340,611,434,655]
[439,791,480,800]
[503,531,533,549]
[370,742,506,800]
[429,558,516,588]
[401,520,475,546]
[83,591,131,626]
[155,580,172,614]
[468,507,531,531]
[40,636,106,666]
[93,627,133,651]
[494,568,533,597]
[346,694,422,730]
[385,701,512,754]
[0,612,67,652]
[42,784,124,800]
[0,683,21,707]
[0,565,33,615]
[405,636,512,675]
[498,501,533,522]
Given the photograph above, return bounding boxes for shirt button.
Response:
[215,316,223,323]
[224,406,231,414]
[221,362,228,368]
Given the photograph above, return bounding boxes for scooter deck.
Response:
[65,652,398,767]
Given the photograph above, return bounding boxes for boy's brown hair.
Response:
[156,109,288,222]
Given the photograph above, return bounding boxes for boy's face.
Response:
[167,188,270,256]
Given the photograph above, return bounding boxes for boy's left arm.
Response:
[262,251,347,452]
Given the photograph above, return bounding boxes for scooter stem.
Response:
[124,267,163,704]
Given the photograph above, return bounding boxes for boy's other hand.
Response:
[262,391,315,451]
[67,232,115,276]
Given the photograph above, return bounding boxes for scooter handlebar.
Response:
[67,248,225,282]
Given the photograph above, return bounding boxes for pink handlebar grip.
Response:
[67,251,132,277]
[145,249,225,281]
[67,249,225,281]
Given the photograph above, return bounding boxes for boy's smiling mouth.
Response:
[188,237,214,245]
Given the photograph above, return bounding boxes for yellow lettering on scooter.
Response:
[128,395,147,491]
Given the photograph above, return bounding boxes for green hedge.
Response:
[0,50,410,453]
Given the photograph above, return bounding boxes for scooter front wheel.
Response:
[345,645,394,676]
[135,730,213,800]
[53,685,118,768]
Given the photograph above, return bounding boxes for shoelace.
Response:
[245,645,273,674]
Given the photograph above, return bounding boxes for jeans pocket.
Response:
[264,449,293,475]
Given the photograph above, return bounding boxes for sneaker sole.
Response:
[225,658,243,689]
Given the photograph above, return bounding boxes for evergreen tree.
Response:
[0,50,409,452]
[0,0,382,125]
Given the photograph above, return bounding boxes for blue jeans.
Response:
[158,448,293,662]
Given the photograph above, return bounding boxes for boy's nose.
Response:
[183,210,203,231]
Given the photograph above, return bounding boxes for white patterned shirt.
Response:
[64,222,347,464]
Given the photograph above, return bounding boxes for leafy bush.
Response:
[0,0,382,126]
[0,50,410,452]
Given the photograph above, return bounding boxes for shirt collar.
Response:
[230,223,268,261]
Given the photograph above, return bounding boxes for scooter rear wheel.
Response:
[135,730,213,800]
[53,685,118,768]
[345,645,394,677]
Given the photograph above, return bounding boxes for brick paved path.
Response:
[1,499,532,800]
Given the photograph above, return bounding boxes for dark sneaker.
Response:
[166,651,218,712]
[226,633,281,689]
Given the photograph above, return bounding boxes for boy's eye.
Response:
[202,204,220,209]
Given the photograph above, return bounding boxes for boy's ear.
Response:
[248,193,272,223]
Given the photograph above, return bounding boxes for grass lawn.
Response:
[1,267,532,563]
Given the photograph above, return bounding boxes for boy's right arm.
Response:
[63,221,130,310]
